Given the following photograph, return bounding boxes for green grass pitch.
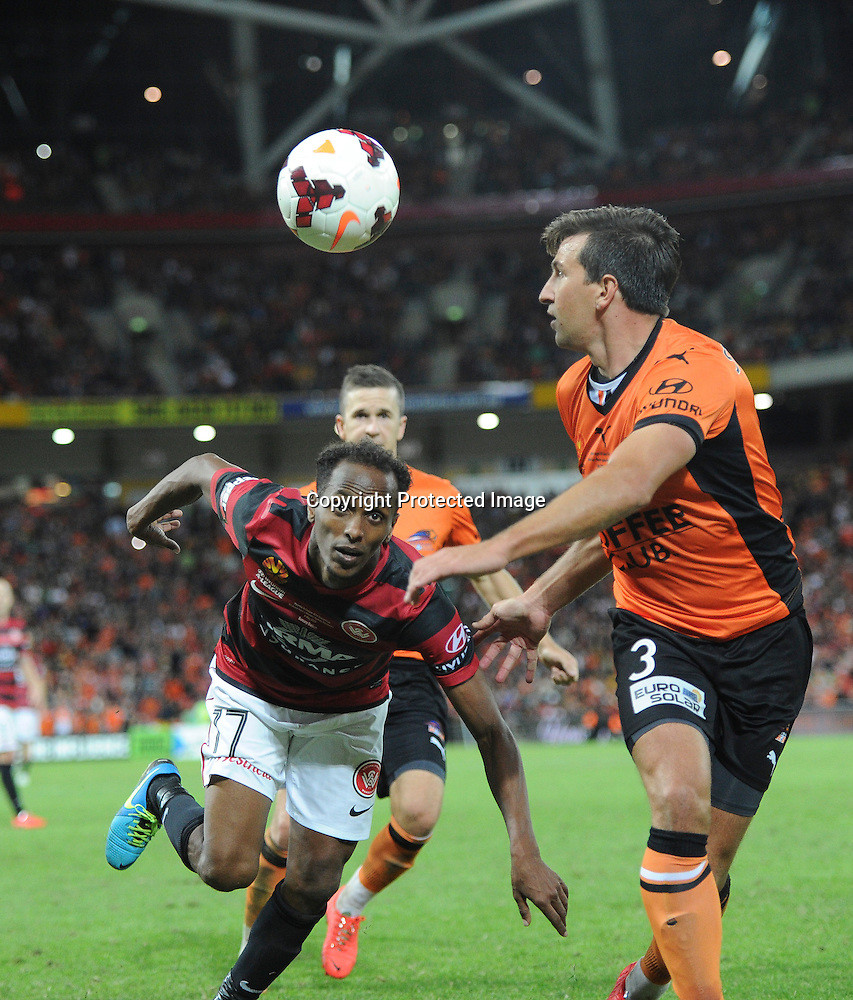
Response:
[1,735,849,999]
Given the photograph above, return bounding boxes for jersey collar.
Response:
[587,317,663,413]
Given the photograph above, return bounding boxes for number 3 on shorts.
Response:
[209,707,248,756]
[628,638,657,681]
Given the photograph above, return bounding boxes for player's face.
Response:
[539,233,600,350]
[307,461,398,589]
[335,387,407,455]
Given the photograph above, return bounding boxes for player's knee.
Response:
[391,801,439,840]
[267,808,291,853]
[649,782,710,832]
[196,847,259,892]
[284,861,343,911]
[286,840,348,905]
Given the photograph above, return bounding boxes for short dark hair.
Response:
[315,439,412,505]
[542,205,681,316]
[339,364,405,414]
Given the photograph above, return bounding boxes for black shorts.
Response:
[611,607,813,817]
[376,657,450,799]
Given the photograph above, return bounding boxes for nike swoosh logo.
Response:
[239,982,264,995]
[349,804,372,816]
[330,210,360,250]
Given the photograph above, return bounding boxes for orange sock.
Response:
[243,830,288,933]
[640,873,731,986]
[639,829,722,1000]
[358,818,430,894]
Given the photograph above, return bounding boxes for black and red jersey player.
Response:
[105,439,567,1000]
[0,578,47,828]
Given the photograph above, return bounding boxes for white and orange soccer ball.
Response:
[277,129,400,253]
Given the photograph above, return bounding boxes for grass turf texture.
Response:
[1,735,849,999]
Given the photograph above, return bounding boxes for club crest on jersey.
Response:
[445,623,469,656]
[342,619,377,643]
[353,759,381,797]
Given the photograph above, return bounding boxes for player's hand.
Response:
[405,539,508,604]
[510,855,568,937]
[126,507,184,552]
[537,638,580,687]
[472,596,552,683]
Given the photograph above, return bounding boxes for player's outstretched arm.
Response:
[404,536,511,603]
[406,422,695,603]
[472,595,552,680]
[445,670,568,937]
[126,453,234,551]
[475,537,613,684]
[468,569,578,686]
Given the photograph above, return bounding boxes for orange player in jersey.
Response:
[240,364,577,977]
[406,206,812,1000]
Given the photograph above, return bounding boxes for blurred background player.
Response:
[106,442,568,1000]
[406,206,813,1000]
[241,364,577,978]
[0,578,47,828]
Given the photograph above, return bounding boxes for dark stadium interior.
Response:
[2,0,852,738]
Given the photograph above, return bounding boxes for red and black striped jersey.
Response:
[0,617,32,708]
[211,468,479,712]
[302,465,481,666]
[557,317,802,640]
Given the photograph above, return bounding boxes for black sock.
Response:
[1,764,23,814]
[220,885,324,997]
[151,779,204,872]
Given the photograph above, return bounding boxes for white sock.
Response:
[336,868,376,917]
[625,962,670,1000]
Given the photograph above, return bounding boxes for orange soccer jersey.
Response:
[302,466,481,659]
[557,317,802,640]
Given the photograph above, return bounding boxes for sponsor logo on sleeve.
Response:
[629,675,707,719]
[219,475,254,516]
[445,623,469,656]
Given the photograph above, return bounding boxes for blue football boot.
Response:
[105,758,180,870]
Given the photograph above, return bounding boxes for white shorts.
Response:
[201,660,388,841]
[0,705,20,755]
[15,708,41,744]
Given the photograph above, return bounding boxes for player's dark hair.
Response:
[542,205,681,316]
[315,439,412,506]
[339,364,405,414]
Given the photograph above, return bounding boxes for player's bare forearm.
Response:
[405,537,512,603]
[470,569,575,683]
[527,536,612,617]
[468,567,522,608]
[486,423,698,565]
[447,673,568,935]
[126,453,232,550]
[21,652,47,709]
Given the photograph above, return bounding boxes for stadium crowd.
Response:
[2,101,851,214]
[1,95,852,743]
[1,460,850,741]
[1,194,851,399]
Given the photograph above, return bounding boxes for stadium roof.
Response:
[4,1,852,188]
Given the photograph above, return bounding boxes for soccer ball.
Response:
[277,129,400,253]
